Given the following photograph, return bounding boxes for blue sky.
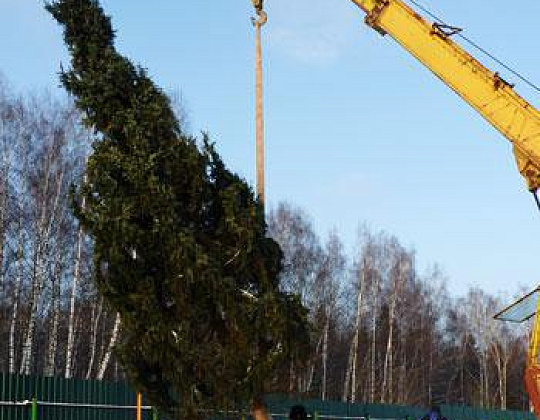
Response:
[1,0,540,297]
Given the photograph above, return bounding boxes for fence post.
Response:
[30,397,37,420]
[153,407,158,420]
[313,411,319,420]
[137,393,142,420]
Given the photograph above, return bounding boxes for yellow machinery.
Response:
[495,289,540,414]
[350,0,540,196]
[348,0,540,412]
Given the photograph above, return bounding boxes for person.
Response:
[421,406,447,420]
[252,400,309,420]
[252,398,271,420]
[289,405,308,420]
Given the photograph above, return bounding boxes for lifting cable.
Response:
[533,191,540,213]
[408,0,540,94]
[251,1,267,208]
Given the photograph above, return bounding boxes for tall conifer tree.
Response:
[46,1,310,417]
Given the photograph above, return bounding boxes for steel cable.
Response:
[407,0,540,94]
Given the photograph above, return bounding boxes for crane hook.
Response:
[251,9,268,27]
[251,0,264,14]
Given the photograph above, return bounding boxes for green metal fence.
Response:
[0,373,154,420]
[263,395,536,420]
[0,373,536,420]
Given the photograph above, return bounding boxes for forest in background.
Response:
[0,78,531,410]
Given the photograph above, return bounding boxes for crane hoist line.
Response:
[350,0,540,197]
[251,0,267,207]
[407,0,540,94]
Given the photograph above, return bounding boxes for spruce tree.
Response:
[45,1,311,418]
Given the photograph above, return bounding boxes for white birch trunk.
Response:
[483,351,489,407]
[289,360,295,393]
[9,234,23,374]
[65,168,86,378]
[370,275,379,403]
[341,332,358,402]
[0,115,12,291]
[65,191,86,378]
[321,317,329,400]
[501,357,507,409]
[21,166,64,375]
[20,207,49,375]
[45,260,62,376]
[0,172,6,290]
[381,302,394,403]
[97,313,121,380]
[343,261,365,402]
[86,298,104,379]
[381,257,405,403]
[20,240,47,375]
[65,224,84,377]
[307,332,323,393]
[398,350,406,403]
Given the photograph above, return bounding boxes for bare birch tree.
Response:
[65,169,88,378]
[343,250,367,402]
[45,257,63,376]
[381,247,410,403]
[268,202,322,391]
[315,231,345,400]
[85,297,103,379]
[96,312,121,380]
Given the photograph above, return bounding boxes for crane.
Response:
[350,0,540,205]
[349,0,540,413]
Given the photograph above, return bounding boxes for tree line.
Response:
[267,203,530,410]
[0,77,530,409]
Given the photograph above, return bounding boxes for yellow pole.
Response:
[252,8,267,208]
[136,392,142,420]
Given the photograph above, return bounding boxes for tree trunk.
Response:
[342,332,355,402]
[483,351,489,408]
[20,224,50,375]
[501,357,507,409]
[307,332,323,393]
[381,317,394,403]
[289,359,295,393]
[370,318,376,402]
[9,234,23,374]
[20,241,46,375]
[45,259,62,376]
[0,117,12,292]
[321,317,329,400]
[382,257,405,403]
[0,171,6,291]
[86,298,104,379]
[344,262,365,402]
[65,202,85,378]
[370,273,379,403]
[381,293,396,403]
[20,158,64,375]
[97,312,121,380]
[428,331,433,406]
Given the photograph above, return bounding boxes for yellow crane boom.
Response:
[350,0,540,192]
[350,0,540,413]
